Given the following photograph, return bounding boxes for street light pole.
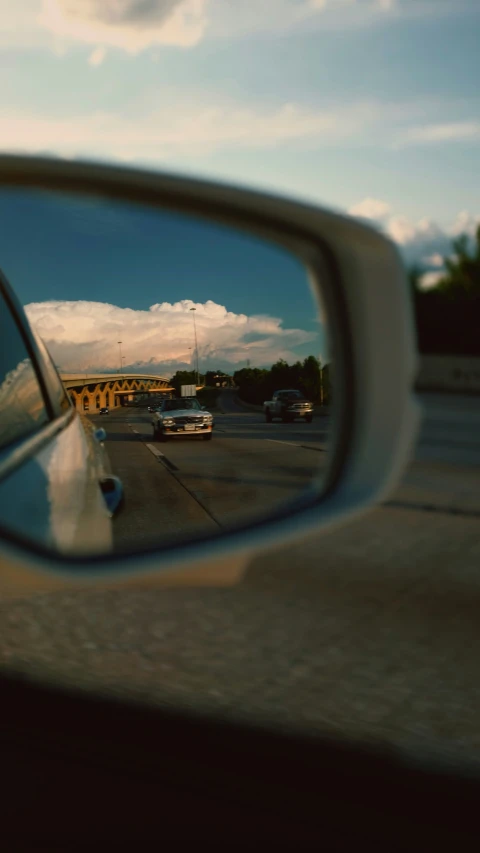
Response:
[189,308,199,387]
[118,341,123,374]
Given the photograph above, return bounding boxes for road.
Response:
[93,392,331,552]
[0,390,480,760]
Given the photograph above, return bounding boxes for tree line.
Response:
[410,224,480,356]
[170,357,330,406]
[169,369,234,394]
[233,356,330,406]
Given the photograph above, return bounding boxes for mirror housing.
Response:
[100,476,124,518]
[0,154,420,594]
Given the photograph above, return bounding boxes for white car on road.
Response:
[151,397,213,441]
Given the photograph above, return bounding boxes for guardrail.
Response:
[416,356,480,395]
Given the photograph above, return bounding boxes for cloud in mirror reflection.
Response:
[25,298,321,375]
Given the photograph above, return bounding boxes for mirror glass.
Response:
[0,187,335,556]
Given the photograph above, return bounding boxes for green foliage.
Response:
[232,367,269,405]
[409,224,480,355]
[234,356,329,406]
[169,370,197,394]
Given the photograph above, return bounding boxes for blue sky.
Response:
[0,188,320,374]
[0,0,479,373]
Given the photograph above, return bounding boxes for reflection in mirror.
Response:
[0,187,334,556]
[0,297,49,451]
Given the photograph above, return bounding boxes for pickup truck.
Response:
[263,390,313,423]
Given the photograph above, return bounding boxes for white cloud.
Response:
[389,212,480,267]
[387,215,444,248]
[0,0,460,53]
[348,196,391,219]
[309,0,397,9]
[399,121,480,145]
[419,270,444,289]
[450,210,480,238]
[348,197,480,267]
[88,45,106,65]
[24,298,318,374]
[38,0,208,53]
[0,100,380,160]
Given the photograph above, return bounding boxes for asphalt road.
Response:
[1,390,480,761]
[89,394,331,552]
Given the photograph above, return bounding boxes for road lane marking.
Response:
[265,439,299,446]
[144,446,220,526]
[385,499,480,519]
[145,443,179,471]
[265,439,326,452]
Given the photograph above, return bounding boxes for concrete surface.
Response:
[0,390,479,763]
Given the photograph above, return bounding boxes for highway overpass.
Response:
[60,373,175,412]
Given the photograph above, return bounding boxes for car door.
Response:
[0,274,113,556]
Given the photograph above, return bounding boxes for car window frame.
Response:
[0,270,76,481]
[32,330,72,419]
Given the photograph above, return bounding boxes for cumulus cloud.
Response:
[348,196,480,273]
[419,270,444,289]
[38,0,208,55]
[387,216,446,252]
[450,210,480,238]
[348,197,391,219]
[386,212,480,266]
[0,0,458,53]
[24,298,318,374]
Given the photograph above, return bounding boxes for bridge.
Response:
[60,373,176,412]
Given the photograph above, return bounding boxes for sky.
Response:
[0,188,321,375]
[1,0,479,374]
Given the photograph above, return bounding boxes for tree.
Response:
[170,370,196,394]
[298,355,322,402]
[409,225,480,356]
[439,226,480,298]
[233,367,269,405]
[234,357,328,405]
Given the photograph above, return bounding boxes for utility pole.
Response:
[190,307,199,386]
[118,341,123,374]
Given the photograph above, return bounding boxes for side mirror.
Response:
[0,154,419,591]
[100,476,124,517]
